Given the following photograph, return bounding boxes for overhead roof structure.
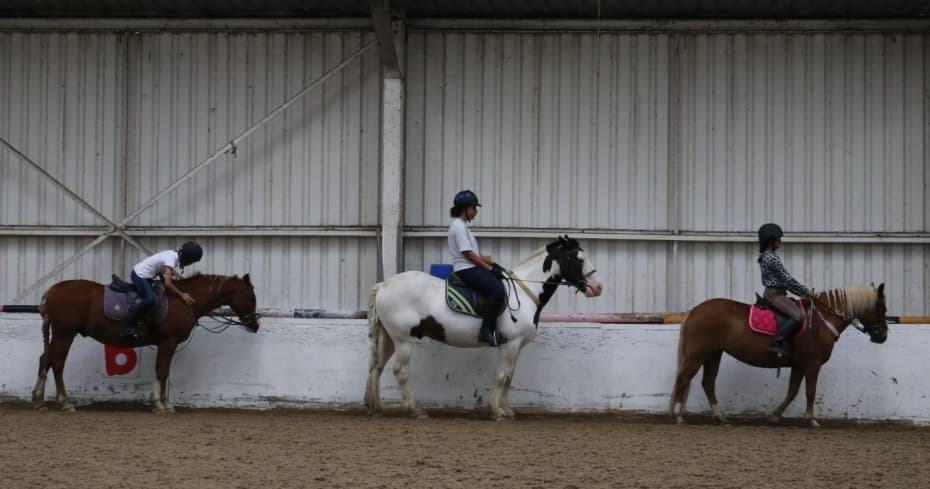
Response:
[1,0,928,19]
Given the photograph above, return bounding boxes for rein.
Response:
[199,311,258,333]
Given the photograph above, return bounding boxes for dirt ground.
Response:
[1,404,928,489]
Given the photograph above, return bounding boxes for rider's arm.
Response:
[164,268,196,305]
[768,256,812,296]
[462,250,494,271]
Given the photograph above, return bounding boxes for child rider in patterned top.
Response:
[757,223,814,357]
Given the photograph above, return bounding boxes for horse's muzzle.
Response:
[584,280,603,298]
[870,330,888,344]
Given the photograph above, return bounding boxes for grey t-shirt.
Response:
[448,217,479,272]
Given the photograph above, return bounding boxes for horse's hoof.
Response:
[715,417,729,425]
[675,416,686,425]
[768,415,781,424]
[411,410,429,420]
[62,405,76,414]
[33,402,47,411]
[808,419,820,428]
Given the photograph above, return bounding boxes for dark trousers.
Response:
[455,267,506,329]
[131,271,156,312]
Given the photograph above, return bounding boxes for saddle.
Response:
[748,293,808,337]
[103,274,169,323]
[445,273,507,318]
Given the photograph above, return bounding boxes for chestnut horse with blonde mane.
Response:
[670,284,888,427]
[33,273,259,413]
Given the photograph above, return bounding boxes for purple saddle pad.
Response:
[103,281,169,323]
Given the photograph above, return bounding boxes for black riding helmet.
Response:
[758,223,783,252]
[178,241,203,267]
[453,189,481,207]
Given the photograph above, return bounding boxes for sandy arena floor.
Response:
[1,405,928,489]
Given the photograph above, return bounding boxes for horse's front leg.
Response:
[770,367,804,423]
[803,364,823,427]
[152,339,178,414]
[490,341,522,421]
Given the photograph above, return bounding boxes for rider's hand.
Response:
[490,263,506,279]
[182,293,196,306]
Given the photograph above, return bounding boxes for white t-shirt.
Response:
[448,217,479,272]
[133,250,180,279]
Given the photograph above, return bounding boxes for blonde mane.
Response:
[820,286,877,320]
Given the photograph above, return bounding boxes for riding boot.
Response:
[767,317,801,356]
[120,301,144,339]
[478,319,508,347]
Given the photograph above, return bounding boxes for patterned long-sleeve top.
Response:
[757,250,811,296]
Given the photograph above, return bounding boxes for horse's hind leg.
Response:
[49,333,77,413]
[32,350,51,410]
[392,340,426,419]
[769,366,803,424]
[671,358,701,424]
[700,350,726,424]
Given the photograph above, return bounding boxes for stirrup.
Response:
[120,321,143,339]
[767,342,785,356]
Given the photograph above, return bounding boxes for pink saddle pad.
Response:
[748,301,807,336]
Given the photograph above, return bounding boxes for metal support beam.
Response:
[369,0,403,78]
[1,136,114,226]
[120,40,377,227]
[11,230,114,304]
[379,76,405,280]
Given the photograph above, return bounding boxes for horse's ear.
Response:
[546,240,559,253]
[543,255,554,273]
[877,282,884,296]
[243,273,252,285]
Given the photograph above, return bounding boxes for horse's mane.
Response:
[176,273,241,293]
[820,286,877,319]
[178,272,228,282]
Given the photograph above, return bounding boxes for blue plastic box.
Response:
[429,263,453,279]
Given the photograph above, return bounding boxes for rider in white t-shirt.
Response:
[122,241,203,339]
[448,190,507,346]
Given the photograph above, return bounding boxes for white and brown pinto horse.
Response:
[365,236,603,421]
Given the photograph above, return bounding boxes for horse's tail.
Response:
[39,290,51,357]
[364,282,394,414]
[670,308,693,415]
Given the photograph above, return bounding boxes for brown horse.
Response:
[33,273,260,413]
[670,284,888,427]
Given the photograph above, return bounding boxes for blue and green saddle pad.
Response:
[445,280,484,317]
[446,275,508,318]
[431,263,507,318]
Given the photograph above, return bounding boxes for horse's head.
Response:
[226,274,260,333]
[859,282,888,343]
[542,235,603,297]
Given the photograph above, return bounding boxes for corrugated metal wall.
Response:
[1,31,382,309]
[2,29,928,315]
[404,32,930,315]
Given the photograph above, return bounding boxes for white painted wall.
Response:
[1,314,928,423]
